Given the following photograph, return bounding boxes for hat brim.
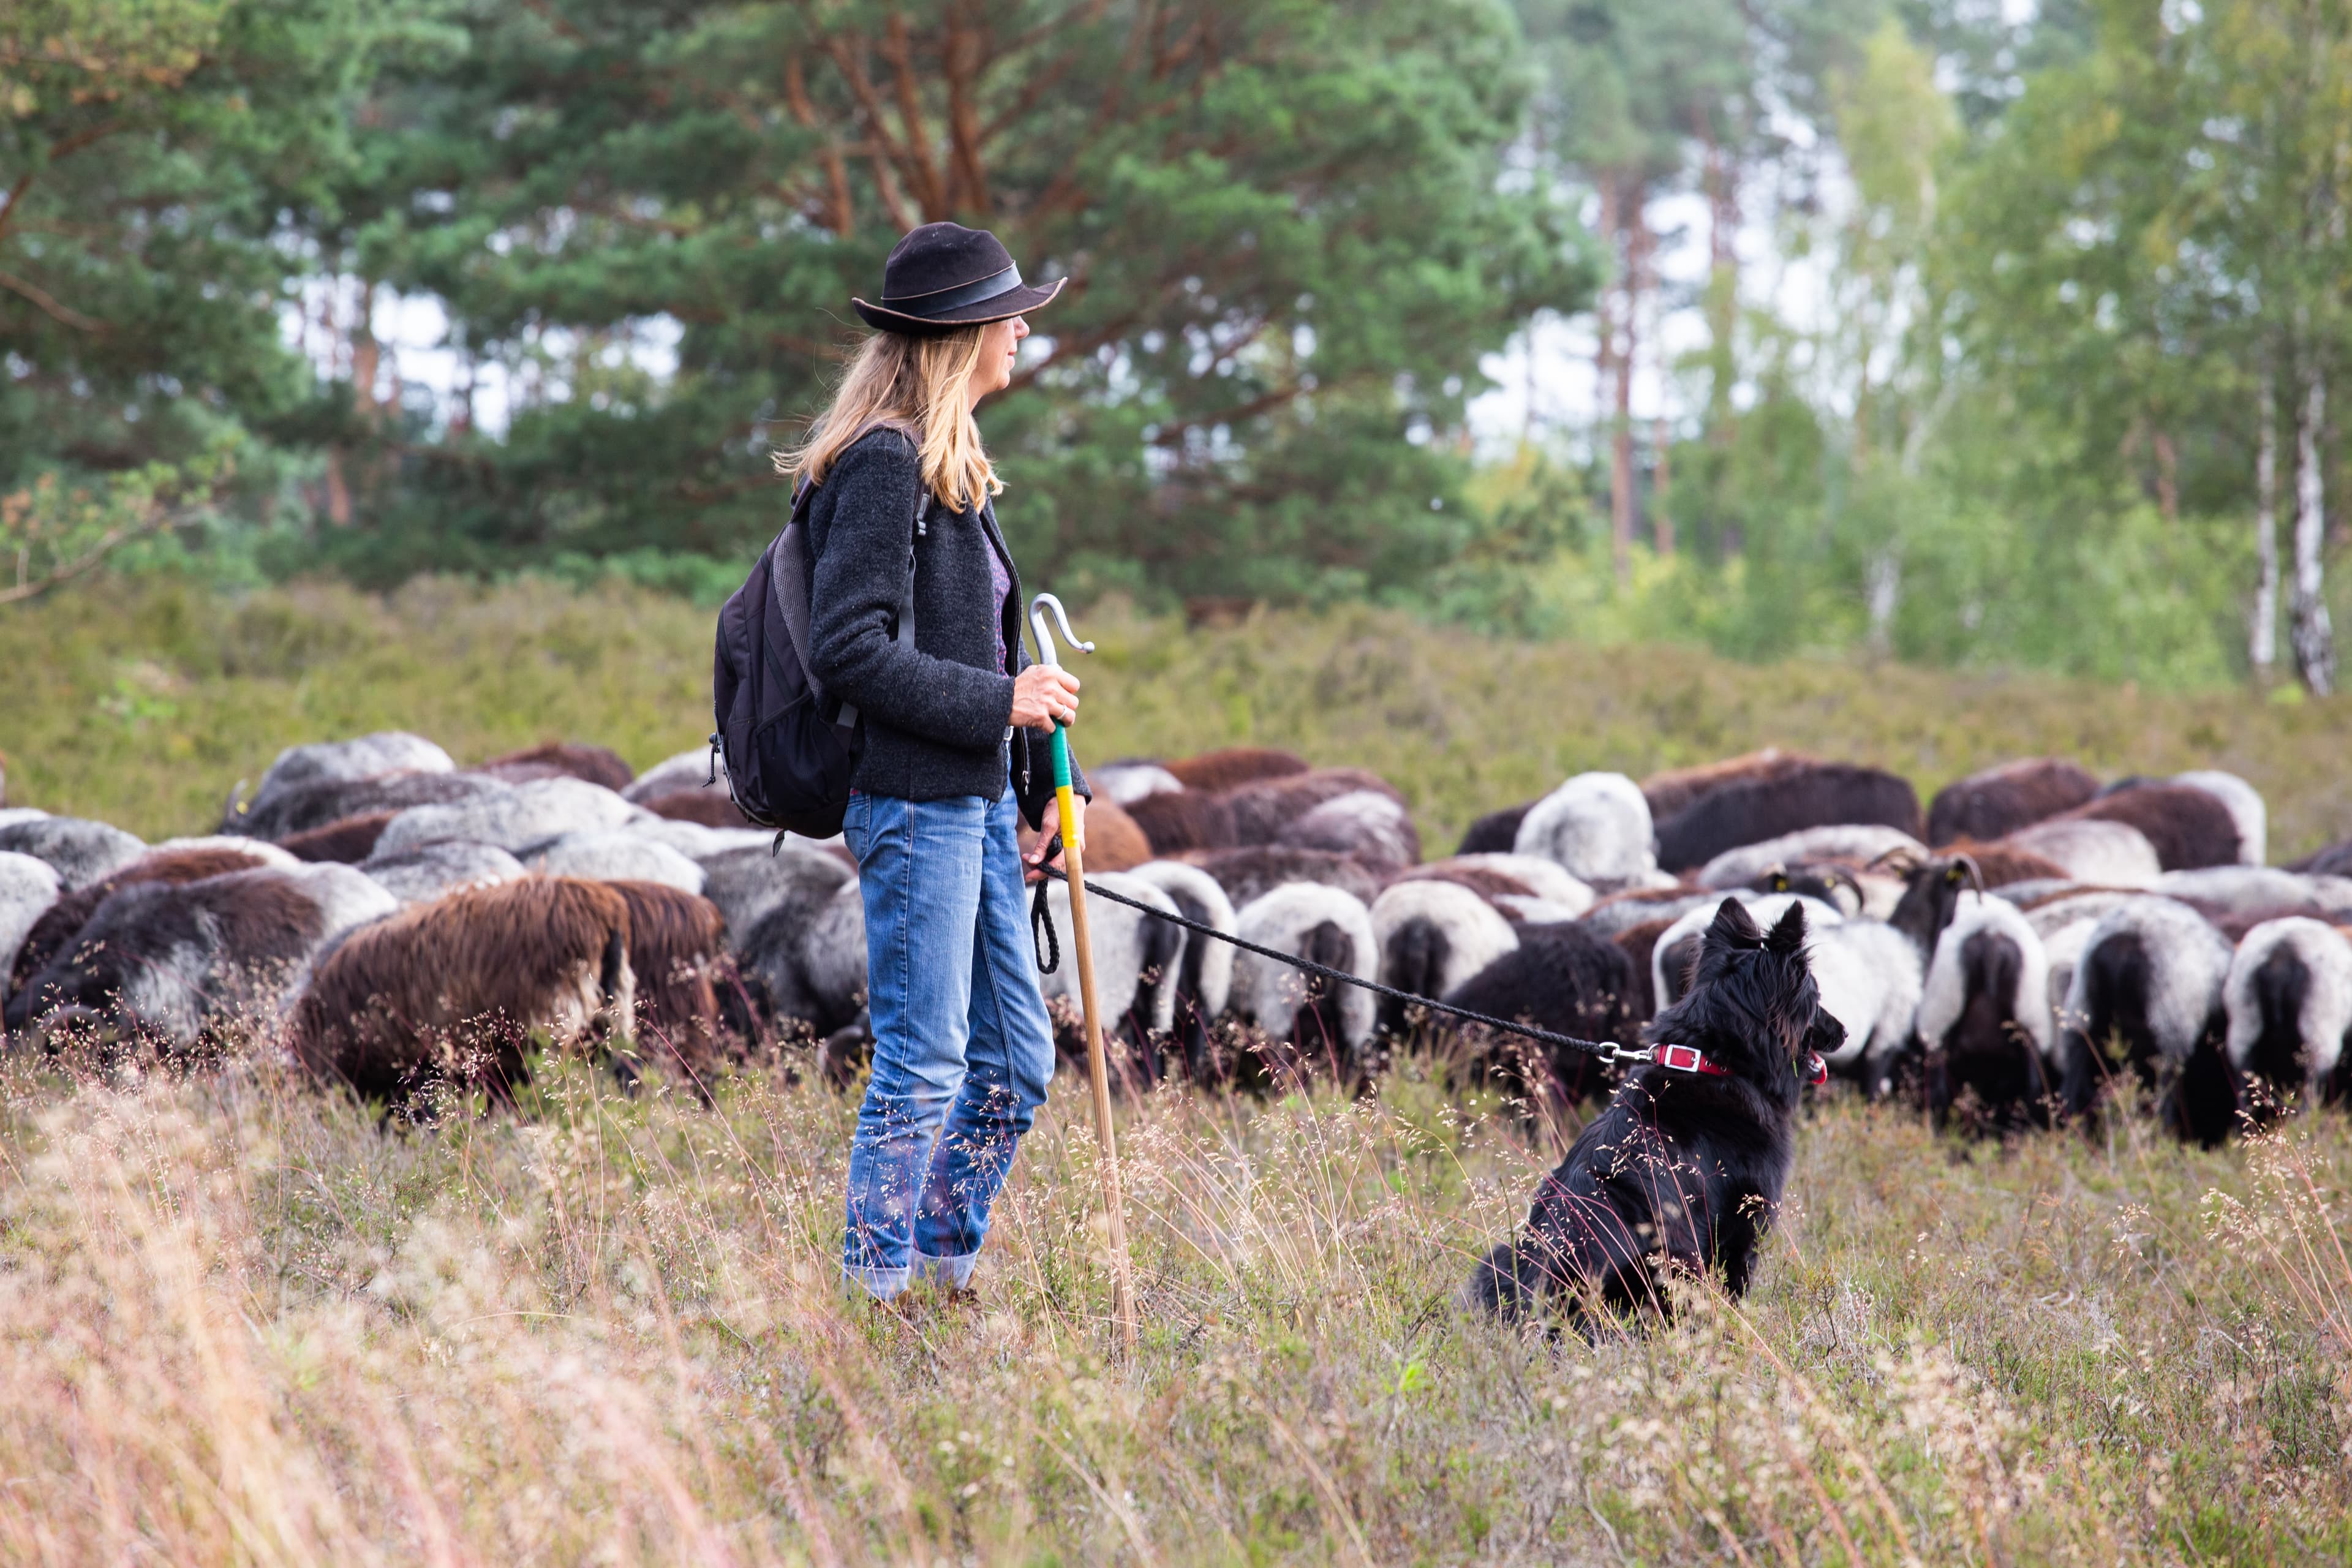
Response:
[852,276,1066,335]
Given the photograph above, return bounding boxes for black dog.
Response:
[1466,898,1841,1332]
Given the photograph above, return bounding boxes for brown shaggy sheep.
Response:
[643,788,756,829]
[1177,845,1387,908]
[2061,785,2241,871]
[477,741,636,792]
[606,880,728,1083]
[1640,749,1819,822]
[1937,837,2073,888]
[290,877,635,1106]
[1389,863,1537,902]
[1926,758,2100,846]
[1224,767,1405,845]
[281,811,396,864]
[1162,747,1310,793]
[7,846,270,1002]
[1124,790,1240,853]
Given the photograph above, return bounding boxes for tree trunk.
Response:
[2252,368,2279,675]
[350,280,381,415]
[2153,429,2179,521]
[1698,108,1739,450]
[1611,182,1647,588]
[1864,548,1901,657]
[1594,177,1624,585]
[2291,362,2337,695]
[1651,413,1674,556]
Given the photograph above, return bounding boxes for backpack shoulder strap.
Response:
[795,453,930,733]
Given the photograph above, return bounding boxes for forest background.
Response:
[6,0,2351,696]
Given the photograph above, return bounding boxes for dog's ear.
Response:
[1766,902,1808,957]
[1707,897,1763,948]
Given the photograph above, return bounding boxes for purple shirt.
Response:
[987,532,1011,673]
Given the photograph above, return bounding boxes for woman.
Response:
[792,221,1088,1302]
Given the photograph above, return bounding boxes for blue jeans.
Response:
[840,787,1057,1298]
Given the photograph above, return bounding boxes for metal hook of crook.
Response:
[1027,592,1094,669]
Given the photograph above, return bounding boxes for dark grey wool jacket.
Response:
[805,427,1085,827]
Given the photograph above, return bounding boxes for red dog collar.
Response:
[1643,1042,1831,1087]
[1648,1042,1727,1076]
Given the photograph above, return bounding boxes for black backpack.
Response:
[710,427,929,840]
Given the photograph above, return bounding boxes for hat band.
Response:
[884,262,1023,312]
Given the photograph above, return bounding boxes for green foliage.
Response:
[0,0,385,494]
[318,0,1588,606]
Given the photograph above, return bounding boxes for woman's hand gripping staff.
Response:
[1026,594,1136,1355]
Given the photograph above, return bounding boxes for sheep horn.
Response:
[1953,853,1986,896]
[1867,844,1922,875]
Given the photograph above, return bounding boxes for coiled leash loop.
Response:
[1029,832,1063,974]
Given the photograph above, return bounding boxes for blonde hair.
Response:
[776,327,1003,511]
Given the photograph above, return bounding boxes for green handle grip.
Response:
[1050,723,1073,790]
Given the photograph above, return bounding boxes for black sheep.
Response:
[2064,785,2241,872]
[1652,764,1923,875]
[1926,758,2100,846]
[1457,803,1532,856]
[1440,922,1642,1104]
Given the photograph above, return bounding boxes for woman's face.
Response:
[968,315,1028,407]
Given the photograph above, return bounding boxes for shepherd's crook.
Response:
[1028,593,1139,1355]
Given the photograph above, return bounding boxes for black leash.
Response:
[1035,862,1633,1066]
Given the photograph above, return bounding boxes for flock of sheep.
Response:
[1,735,2348,1140]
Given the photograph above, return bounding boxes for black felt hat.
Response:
[852,222,1065,335]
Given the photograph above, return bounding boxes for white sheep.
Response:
[1512,772,1657,886]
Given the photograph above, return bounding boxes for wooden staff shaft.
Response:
[1052,755,1139,1355]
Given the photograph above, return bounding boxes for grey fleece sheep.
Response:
[701,843,866,1037]
[1276,790,1421,869]
[375,777,644,857]
[8,864,394,1049]
[527,832,707,894]
[232,731,453,831]
[230,770,508,843]
[361,842,527,905]
[0,817,147,892]
[622,747,723,804]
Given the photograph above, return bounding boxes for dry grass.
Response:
[6,575,2350,857]
[0,1044,2346,1564]
[6,573,2352,1561]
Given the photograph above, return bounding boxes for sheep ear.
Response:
[1766,902,1808,956]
